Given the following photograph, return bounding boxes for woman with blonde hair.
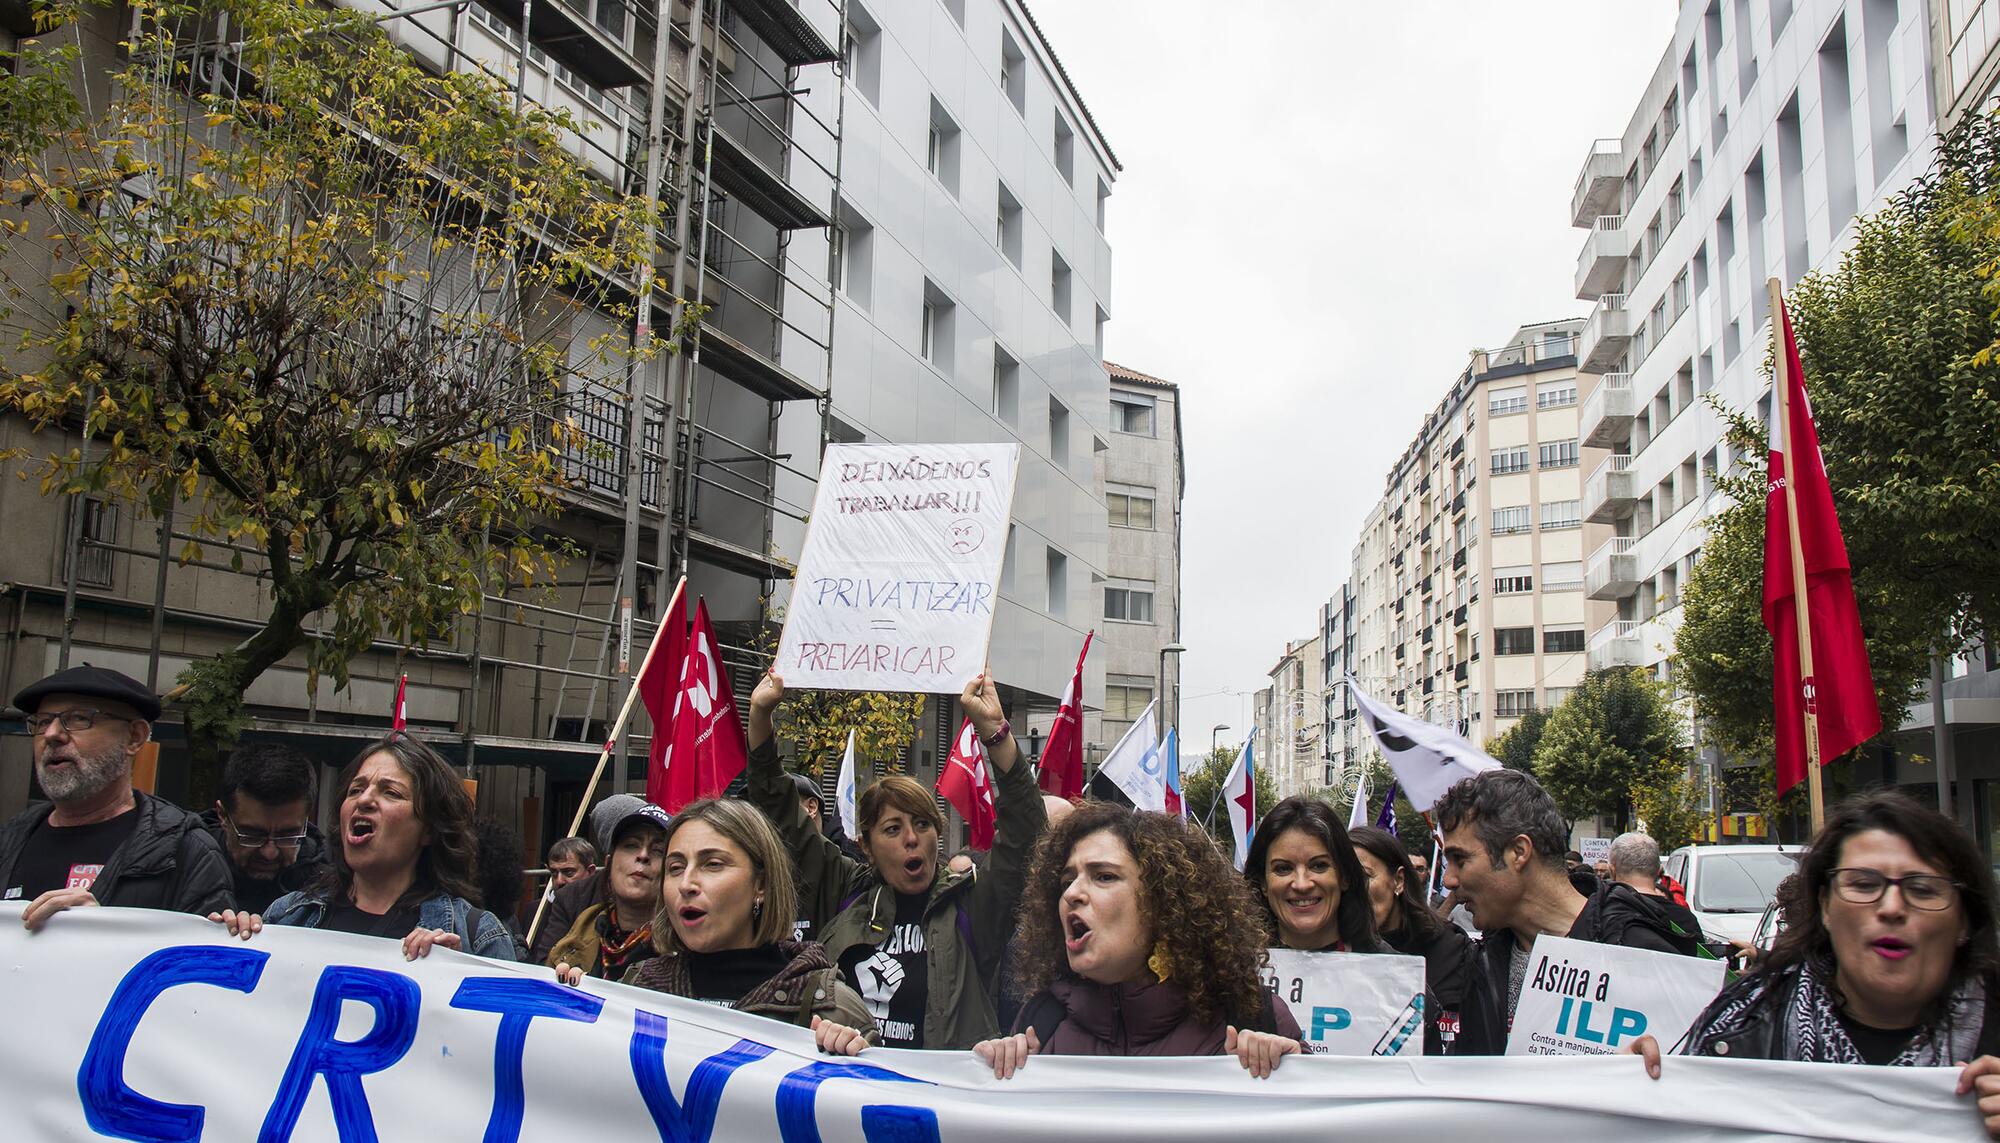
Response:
[745,669,1046,1050]
[615,798,873,1054]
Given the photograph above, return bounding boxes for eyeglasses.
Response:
[1828,868,1961,911]
[224,821,309,851]
[24,709,135,735]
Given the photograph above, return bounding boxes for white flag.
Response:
[836,728,858,838]
[1346,765,1371,831]
[1346,674,1499,811]
[1224,727,1257,871]
[1099,700,1165,811]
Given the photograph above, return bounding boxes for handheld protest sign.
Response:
[776,443,1019,693]
[1263,949,1428,1056]
[1579,837,1612,868]
[1506,934,1725,1056]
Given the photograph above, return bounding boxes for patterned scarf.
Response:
[1700,957,1985,1064]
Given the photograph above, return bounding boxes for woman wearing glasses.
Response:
[1631,791,2000,1136]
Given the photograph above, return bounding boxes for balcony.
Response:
[1574,214,1628,300]
[1583,455,1636,523]
[1585,537,1640,600]
[1453,661,1468,683]
[1454,603,1468,627]
[1578,294,1633,373]
[1452,548,1466,571]
[473,0,651,89]
[1571,139,1624,226]
[1579,372,1635,448]
[724,0,841,67]
[1587,620,1644,671]
[708,124,833,232]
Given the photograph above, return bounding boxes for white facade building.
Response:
[1572,0,1935,684]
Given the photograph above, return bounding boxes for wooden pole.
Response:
[1768,279,1825,834]
[524,575,686,948]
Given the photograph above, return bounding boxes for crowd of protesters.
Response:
[8,661,2000,1132]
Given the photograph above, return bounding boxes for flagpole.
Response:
[526,575,686,947]
[1769,279,1826,834]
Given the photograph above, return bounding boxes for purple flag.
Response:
[1373,781,1399,837]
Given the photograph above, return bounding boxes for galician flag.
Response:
[936,717,997,850]
[1038,631,1094,800]
[1762,294,1881,795]
[1162,728,1184,818]
[1224,727,1257,872]
[1099,700,1165,811]
[835,728,859,839]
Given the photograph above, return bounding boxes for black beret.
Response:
[12,664,162,722]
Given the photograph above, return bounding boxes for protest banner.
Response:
[1579,836,1612,868]
[1262,948,1426,1056]
[1507,935,1727,1057]
[0,906,1981,1141]
[776,444,1019,694]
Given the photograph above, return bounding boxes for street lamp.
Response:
[1210,723,1231,757]
[1157,642,1186,740]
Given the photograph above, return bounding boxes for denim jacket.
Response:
[264,888,519,962]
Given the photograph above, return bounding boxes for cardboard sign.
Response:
[1263,949,1428,1056]
[776,443,1019,693]
[1579,836,1612,868]
[1507,935,1726,1056]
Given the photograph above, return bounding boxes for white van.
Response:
[1662,844,1803,947]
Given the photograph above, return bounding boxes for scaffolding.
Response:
[15,0,848,854]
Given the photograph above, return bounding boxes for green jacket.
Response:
[747,734,1045,1049]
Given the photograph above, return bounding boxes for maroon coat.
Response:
[1031,977,1304,1057]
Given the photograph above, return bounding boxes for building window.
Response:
[991,347,1019,425]
[1540,499,1581,529]
[999,28,1025,113]
[1111,393,1153,435]
[1048,396,1070,466]
[921,280,954,373]
[1492,506,1531,535]
[1050,250,1072,324]
[1107,483,1155,528]
[939,0,963,26]
[1541,561,1584,592]
[1489,386,1527,416]
[1105,677,1153,721]
[1491,447,1529,476]
[1493,565,1533,595]
[1046,548,1068,618]
[1495,690,1537,719]
[1544,626,1586,654]
[1105,582,1155,623]
[1054,114,1075,184]
[833,200,872,308]
[844,4,881,106]
[996,181,1022,267]
[1096,177,1110,231]
[68,497,118,589]
[1537,381,1578,409]
[1494,628,1536,656]
[1094,306,1109,359]
[927,98,960,197]
[1538,439,1579,469]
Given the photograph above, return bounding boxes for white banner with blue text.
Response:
[0,907,1980,1141]
[1507,934,1728,1057]
[1262,948,1426,1056]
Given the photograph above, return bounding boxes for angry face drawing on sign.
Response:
[947,517,984,555]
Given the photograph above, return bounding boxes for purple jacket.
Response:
[1033,977,1304,1057]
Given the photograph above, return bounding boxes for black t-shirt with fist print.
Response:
[840,891,929,1049]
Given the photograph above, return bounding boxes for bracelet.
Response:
[980,719,1011,747]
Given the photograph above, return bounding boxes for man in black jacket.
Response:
[1601,831,1705,955]
[1437,769,1699,1055]
[1,665,232,929]
[197,742,329,913]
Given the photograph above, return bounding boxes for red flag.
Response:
[1762,298,1881,795]
[641,594,688,809]
[1038,630,1093,800]
[937,717,997,851]
[658,599,747,812]
[390,674,407,730]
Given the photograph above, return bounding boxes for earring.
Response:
[754,899,765,923]
[1147,939,1174,982]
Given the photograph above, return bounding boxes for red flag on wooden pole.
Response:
[1038,630,1093,800]
[937,717,997,850]
[658,599,749,812]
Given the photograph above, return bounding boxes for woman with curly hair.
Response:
[974,803,1304,1079]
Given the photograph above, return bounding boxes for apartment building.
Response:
[1342,320,1611,751]
[801,0,1120,781]
[1932,0,2000,131]
[1320,581,1362,785]
[1571,2,1933,691]
[1082,363,1184,760]
[1265,635,1324,800]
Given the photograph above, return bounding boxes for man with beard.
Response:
[1,665,232,929]
[199,743,328,913]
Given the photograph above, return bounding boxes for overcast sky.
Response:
[1026,1,1679,755]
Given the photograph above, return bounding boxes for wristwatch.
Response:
[981,719,1011,747]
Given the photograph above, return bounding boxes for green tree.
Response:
[1631,756,1706,852]
[0,0,655,791]
[1533,669,1691,830]
[1675,108,2000,765]
[1182,746,1277,853]
[1487,707,1551,772]
[773,690,928,781]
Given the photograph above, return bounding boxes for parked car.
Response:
[1662,844,1803,947]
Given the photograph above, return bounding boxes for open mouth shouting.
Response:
[1870,935,1913,961]
[677,905,709,930]
[1064,912,1092,956]
[346,816,378,846]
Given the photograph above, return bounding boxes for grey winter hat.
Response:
[588,794,648,856]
